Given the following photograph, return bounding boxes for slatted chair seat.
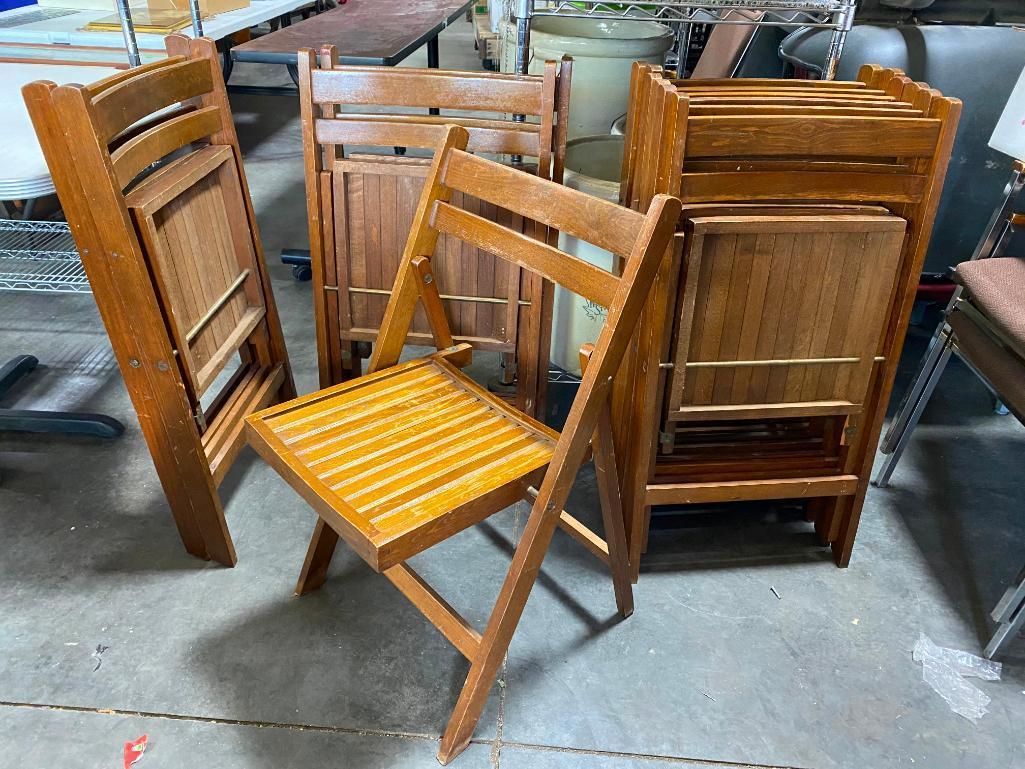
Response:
[249,350,558,571]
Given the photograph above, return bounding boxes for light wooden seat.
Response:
[249,350,558,571]
[247,125,680,764]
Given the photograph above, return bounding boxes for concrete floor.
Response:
[3,16,1025,769]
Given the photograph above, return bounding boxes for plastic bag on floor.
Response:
[913,633,1002,722]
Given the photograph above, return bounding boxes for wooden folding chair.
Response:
[612,66,961,578]
[299,46,571,418]
[246,126,680,763]
[23,35,295,566]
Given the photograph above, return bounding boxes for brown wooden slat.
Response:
[432,202,620,308]
[671,401,859,421]
[310,67,544,114]
[678,171,928,203]
[645,475,860,505]
[383,563,482,660]
[441,149,644,259]
[315,115,541,156]
[91,58,213,142]
[685,116,942,158]
[111,105,223,189]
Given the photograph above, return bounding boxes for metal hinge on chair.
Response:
[194,406,208,433]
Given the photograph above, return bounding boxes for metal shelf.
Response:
[0,220,89,294]
[509,0,856,79]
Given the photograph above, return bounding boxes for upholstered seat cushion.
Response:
[954,257,1025,354]
[948,308,1025,422]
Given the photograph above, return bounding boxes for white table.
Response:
[0,0,309,66]
[1,62,121,201]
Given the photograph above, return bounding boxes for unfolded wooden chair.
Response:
[246,126,680,763]
[299,46,571,417]
[612,65,960,578]
[23,35,295,566]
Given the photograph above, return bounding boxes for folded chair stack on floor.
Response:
[613,63,961,579]
[298,45,571,418]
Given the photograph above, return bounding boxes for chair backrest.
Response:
[301,46,570,168]
[298,46,572,418]
[24,35,293,484]
[371,125,680,471]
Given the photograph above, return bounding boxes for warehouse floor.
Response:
[3,16,1025,769]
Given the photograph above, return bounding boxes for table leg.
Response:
[428,35,440,116]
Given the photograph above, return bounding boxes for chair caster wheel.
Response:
[292,264,313,281]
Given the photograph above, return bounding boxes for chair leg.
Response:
[295,518,339,595]
[874,331,954,488]
[592,410,634,618]
[438,501,562,764]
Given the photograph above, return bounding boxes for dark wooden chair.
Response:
[299,45,571,418]
[23,35,295,566]
[246,126,680,763]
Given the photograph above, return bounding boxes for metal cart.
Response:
[0,219,123,437]
[507,0,856,80]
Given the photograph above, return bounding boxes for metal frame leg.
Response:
[113,0,141,68]
[985,565,1025,658]
[873,331,954,488]
[0,355,124,439]
[822,0,855,80]
[876,161,1025,487]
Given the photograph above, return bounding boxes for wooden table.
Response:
[230,0,473,96]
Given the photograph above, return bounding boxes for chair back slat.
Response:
[685,115,942,159]
[440,149,643,258]
[91,58,214,143]
[677,89,896,101]
[313,115,540,156]
[671,78,870,90]
[310,67,545,115]
[111,105,224,188]
[689,104,923,117]
[686,96,916,109]
[431,200,620,308]
[82,56,187,96]
[678,170,929,204]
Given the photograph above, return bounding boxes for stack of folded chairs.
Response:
[613,63,961,579]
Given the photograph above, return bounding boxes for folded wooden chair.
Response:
[299,45,571,418]
[619,63,913,209]
[23,35,295,566]
[246,126,680,763]
[613,66,960,578]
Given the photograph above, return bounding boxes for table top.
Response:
[232,0,472,66]
[0,61,120,199]
[0,0,309,64]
